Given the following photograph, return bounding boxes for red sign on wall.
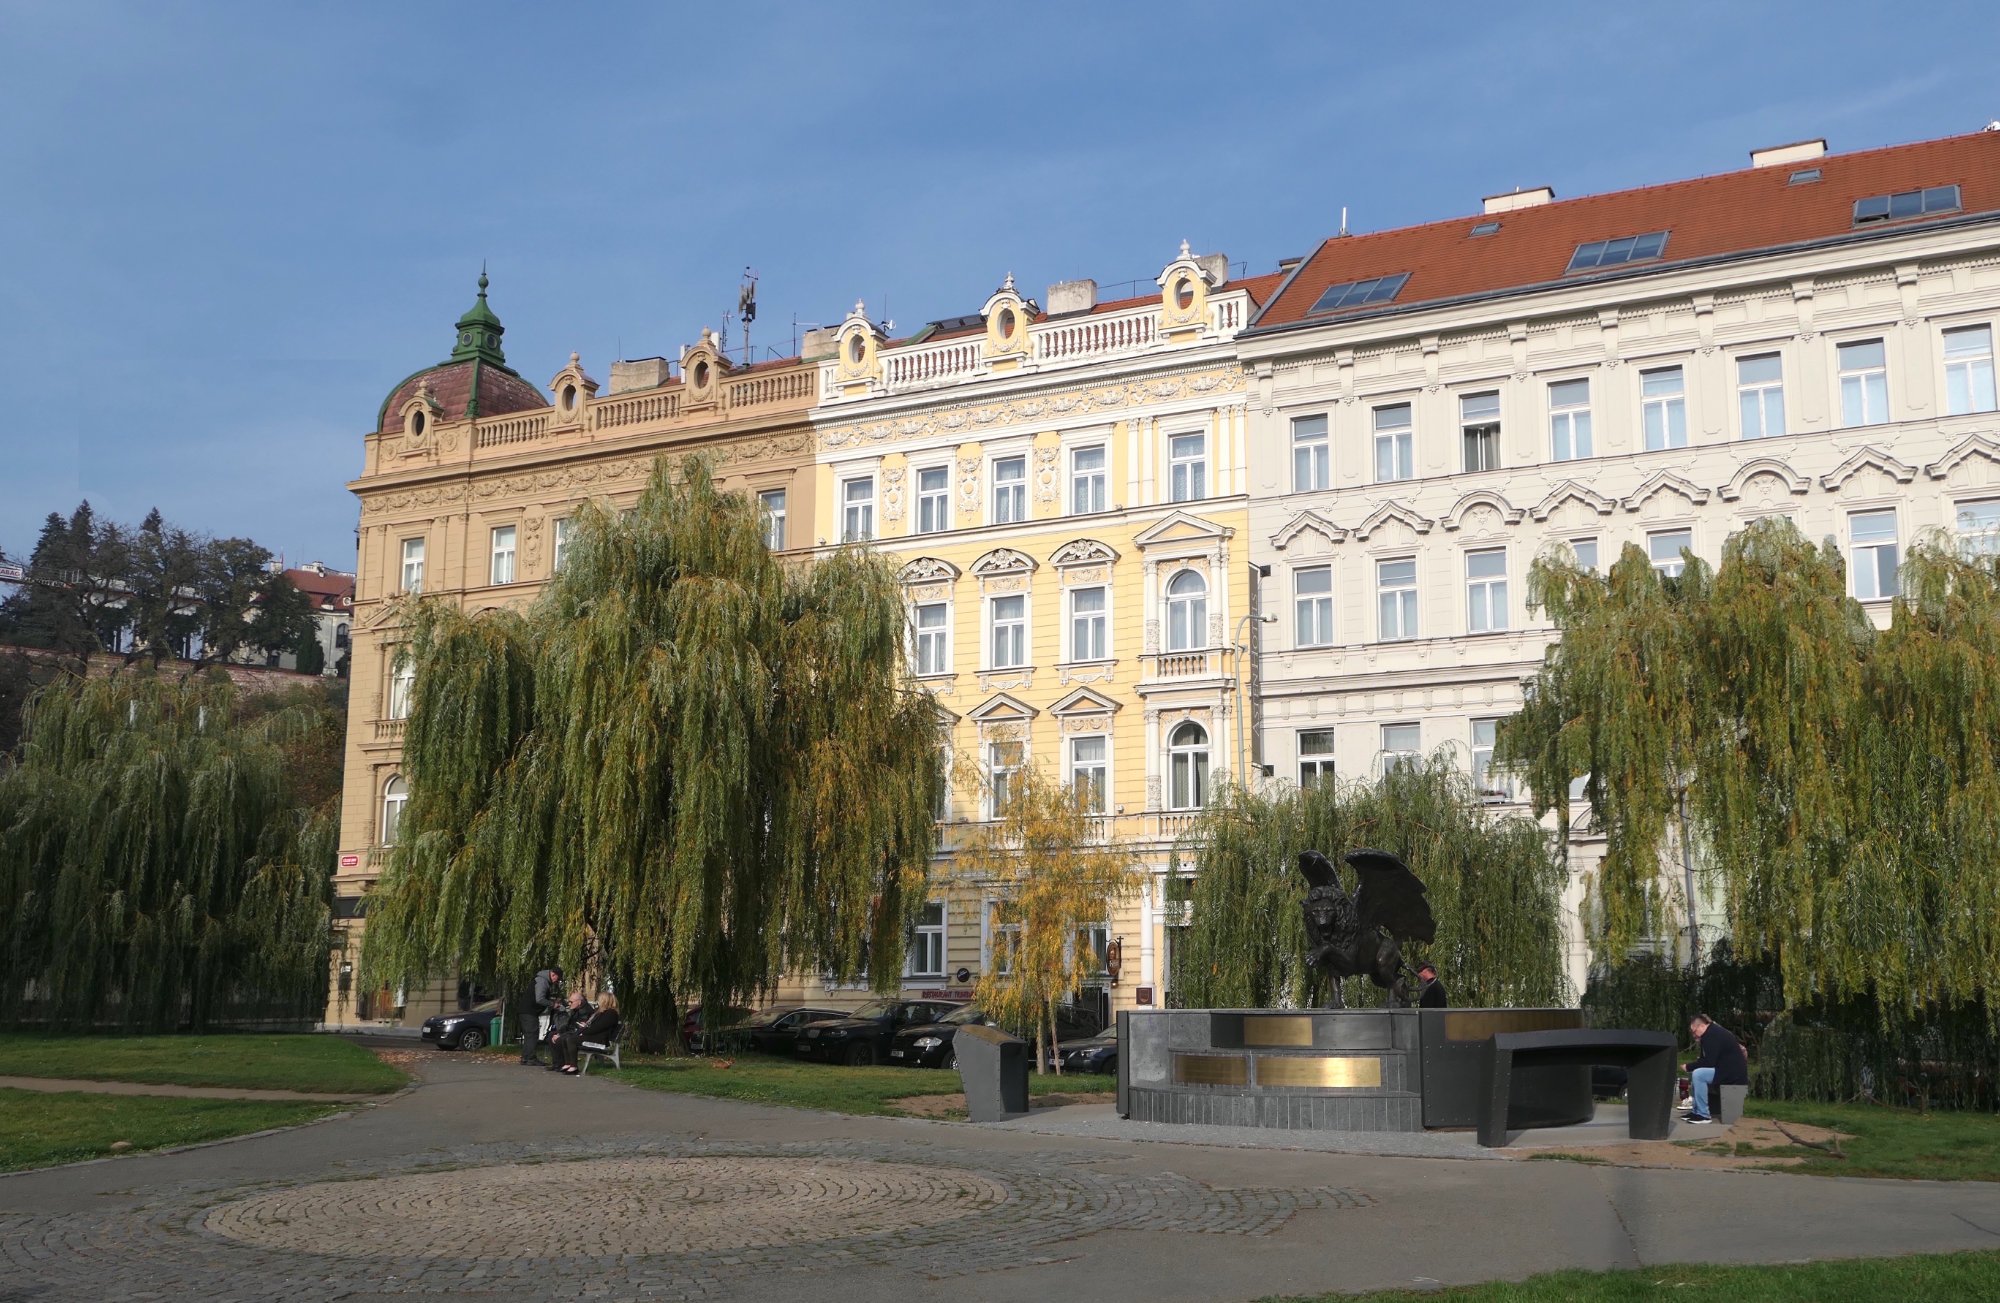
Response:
[1135,986,1155,1007]
[339,854,360,868]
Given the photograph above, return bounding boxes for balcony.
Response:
[1140,647,1229,683]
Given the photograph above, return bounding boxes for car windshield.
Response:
[849,999,897,1019]
[938,1006,984,1026]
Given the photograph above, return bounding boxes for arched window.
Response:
[380,777,408,845]
[1165,570,1207,652]
[1168,721,1209,810]
[387,656,415,721]
[334,623,350,649]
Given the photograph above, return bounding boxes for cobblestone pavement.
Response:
[4,1046,2000,1301]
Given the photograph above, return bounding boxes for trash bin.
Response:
[955,1024,1030,1122]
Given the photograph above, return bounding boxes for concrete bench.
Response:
[1479,1028,1678,1148]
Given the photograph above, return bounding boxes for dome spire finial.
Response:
[478,262,489,297]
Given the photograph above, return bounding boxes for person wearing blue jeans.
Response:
[1683,1013,1749,1123]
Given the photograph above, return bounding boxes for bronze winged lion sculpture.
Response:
[1300,848,1438,1008]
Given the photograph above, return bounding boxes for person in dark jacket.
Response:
[542,991,589,1070]
[1683,1013,1749,1123]
[1415,963,1449,1009]
[517,966,563,1065]
[553,994,622,1075]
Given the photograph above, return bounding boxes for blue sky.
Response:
[3,2,1996,570]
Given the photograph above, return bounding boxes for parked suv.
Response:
[794,998,962,1065]
[890,1004,1103,1069]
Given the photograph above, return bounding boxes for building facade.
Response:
[1237,130,2000,989]
[326,277,821,1029]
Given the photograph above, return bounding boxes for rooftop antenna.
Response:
[1340,206,1349,237]
[737,267,758,365]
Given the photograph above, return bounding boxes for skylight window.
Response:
[1308,272,1411,315]
[1470,220,1501,236]
[1853,185,1961,226]
[1789,167,1822,185]
[1567,231,1670,273]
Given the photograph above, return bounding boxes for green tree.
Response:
[950,760,1142,1072]
[293,629,326,676]
[359,456,940,1043]
[1169,763,1569,1011]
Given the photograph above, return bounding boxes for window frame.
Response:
[1640,365,1689,451]
[1943,324,1998,416]
[987,593,1028,670]
[1164,568,1209,652]
[1459,390,1502,473]
[1735,352,1787,440]
[1291,414,1330,492]
[990,454,1028,525]
[1569,537,1600,572]
[380,775,408,846]
[1548,377,1593,462]
[1648,527,1694,578]
[1068,584,1108,663]
[1168,431,1208,503]
[914,465,951,535]
[1955,498,2000,559]
[756,490,787,551]
[1307,272,1410,315]
[552,516,575,571]
[1837,338,1890,427]
[841,474,876,543]
[387,653,415,721]
[987,740,1025,819]
[1377,556,1418,641]
[489,524,517,586]
[1294,564,1333,648]
[1464,548,1509,634]
[1849,509,1900,601]
[399,537,425,595]
[1167,720,1210,811]
[1069,445,1108,516]
[911,600,951,677]
[1470,717,1513,802]
[1373,402,1415,483]
[1379,722,1422,776]
[904,902,946,979]
[1567,230,1670,272]
[1298,728,1336,789]
[1068,734,1108,814]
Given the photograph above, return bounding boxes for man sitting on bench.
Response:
[1683,1013,1748,1125]
[552,994,621,1076]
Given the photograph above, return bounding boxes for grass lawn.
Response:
[0,1087,337,1172]
[1276,1250,2000,1301]
[1687,1098,2000,1181]
[611,1052,1114,1117]
[0,1034,406,1095]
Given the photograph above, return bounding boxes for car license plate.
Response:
[888,1049,903,1058]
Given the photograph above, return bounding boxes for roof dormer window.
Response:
[1853,185,1960,226]
[1469,220,1501,237]
[1307,272,1410,315]
[1567,231,1669,273]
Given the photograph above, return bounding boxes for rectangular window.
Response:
[988,741,1024,818]
[1471,718,1512,801]
[1069,735,1107,814]
[550,518,574,573]
[912,602,949,676]
[1377,557,1418,641]
[1567,230,1669,272]
[1308,272,1410,314]
[1649,528,1693,578]
[489,525,516,586]
[1944,325,1998,416]
[1298,729,1336,788]
[1549,378,1593,461]
[1374,403,1414,483]
[842,476,875,542]
[399,538,425,594]
[989,594,1026,668]
[1956,499,2000,559]
[1070,446,1107,515]
[1069,585,1107,661]
[1737,353,1787,439]
[1641,366,1688,450]
[992,455,1027,524]
[387,656,415,721]
[1465,549,1508,633]
[1291,414,1330,492]
[1460,391,1501,472]
[1570,537,1599,571]
[1853,185,1960,226]
[1850,510,1899,600]
[757,490,787,550]
[1169,432,1207,502]
[915,467,950,534]
[905,903,945,978]
[989,901,1021,974]
[1380,723,1421,775]
[1294,565,1333,647]
[1838,340,1889,426]
[933,743,951,821]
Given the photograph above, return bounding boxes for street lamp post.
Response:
[1233,611,1278,788]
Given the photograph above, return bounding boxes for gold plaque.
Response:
[1441,1009,1584,1042]
[1241,1016,1314,1047]
[1172,1053,1250,1086]
[1256,1055,1383,1088]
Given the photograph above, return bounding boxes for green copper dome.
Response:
[448,268,508,366]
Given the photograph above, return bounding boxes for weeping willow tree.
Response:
[1500,518,2000,1021]
[0,673,337,1031]
[1169,763,1569,1010]
[360,456,940,1040]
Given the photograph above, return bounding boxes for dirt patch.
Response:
[1522,1115,1851,1173]
[887,1092,1102,1120]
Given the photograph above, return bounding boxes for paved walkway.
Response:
[3,1047,1999,1301]
[0,1074,384,1103]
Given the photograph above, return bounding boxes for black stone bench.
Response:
[1477,1028,1677,1148]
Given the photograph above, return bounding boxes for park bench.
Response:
[578,1025,625,1077]
[1478,1028,1677,1148]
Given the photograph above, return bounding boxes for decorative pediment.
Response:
[969,547,1037,577]
[546,351,599,429]
[1440,489,1525,532]
[1925,434,2000,482]
[1716,456,1810,503]
[1050,538,1120,567]
[1269,509,1347,552]
[1050,686,1121,716]
[966,692,1038,723]
[899,556,961,584]
[980,273,1034,358]
[1133,510,1234,548]
[1351,501,1435,542]
[1621,471,1711,514]
[1529,481,1617,523]
[1819,445,1916,493]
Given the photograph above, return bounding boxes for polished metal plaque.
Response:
[1256,1055,1383,1088]
[1441,1009,1584,1042]
[1172,1053,1250,1086]
[1240,1016,1315,1047]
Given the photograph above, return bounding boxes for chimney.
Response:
[607,357,671,394]
[1750,139,1827,169]
[1046,279,1098,315]
[1196,252,1230,288]
[1483,186,1555,214]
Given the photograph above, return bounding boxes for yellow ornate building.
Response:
[790,248,1284,1019]
[327,276,820,1030]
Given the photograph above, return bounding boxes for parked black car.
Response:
[681,1004,753,1052]
[419,999,505,1051]
[794,998,962,1065]
[712,1006,849,1056]
[1053,1022,1118,1075]
[891,1004,1104,1069]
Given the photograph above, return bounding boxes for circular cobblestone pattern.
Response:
[204,1155,1011,1258]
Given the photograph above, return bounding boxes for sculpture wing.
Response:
[1345,847,1437,944]
[1297,849,1342,892]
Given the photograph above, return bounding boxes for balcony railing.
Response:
[1142,648,1226,680]
[372,718,407,742]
